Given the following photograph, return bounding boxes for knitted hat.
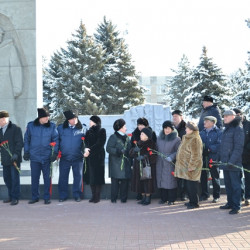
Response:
[162,120,175,130]
[141,127,152,139]
[37,108,49,118]
[203,95,213,103]
[172,110,183,116]
[90,115,101,126]
[186,121,199,131]
[204,116,217,124]
[113,119,126,131]
[0,110,9,118]
[137,117,149,127]
[233,108,243,115]
[223,110,236,116]
[63,110,77,120]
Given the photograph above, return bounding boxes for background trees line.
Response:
[43,17,250,123]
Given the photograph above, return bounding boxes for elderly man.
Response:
[0,110,23,205]
[233,108,250,206]
[198,96,223,131]
[24,108,58,205]
[200,116,222,203]
[218,110,244,214]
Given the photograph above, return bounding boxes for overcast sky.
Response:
[37,0,250,76]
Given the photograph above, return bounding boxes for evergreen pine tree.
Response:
[94,17,144,114]
[185,46,230,117]
[167,54,193,113]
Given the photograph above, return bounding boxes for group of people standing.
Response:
[0,95,249,215]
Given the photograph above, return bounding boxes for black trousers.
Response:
[200,167,220,199]
[177,178,186,199]
[160,188,177,202]
[186,180,199,206]
[111,178,129,202]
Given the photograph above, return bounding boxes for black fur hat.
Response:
[63,110,77,120]
[90,115,101,126]
[137,117,149,127]
[37,108,49,118]
[141,127,152,139]
[113,119,126,131]
[203,95,213,103]
[162,120,175,130]
[0,110,9,118]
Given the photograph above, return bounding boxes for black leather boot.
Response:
[137,195,146,204]
[93,185,101,203]
[142,196,151,205]
[89,185,96,202]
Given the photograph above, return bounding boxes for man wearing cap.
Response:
[106,119,132,203]
[233,108,250,206]
[200,116,222,203]
[24,108,59,205]
[0,110,23,205]
[218,110,244,214]
[198,96,223,131]
[172,110,186,140]
[57,110,85,202]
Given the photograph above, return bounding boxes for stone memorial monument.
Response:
[0,0,39,132]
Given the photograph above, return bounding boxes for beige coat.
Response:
[175,131,203,181]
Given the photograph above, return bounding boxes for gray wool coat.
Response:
[156,130,181,189]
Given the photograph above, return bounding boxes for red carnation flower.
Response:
[147,147,150,151]
[208,177,212,181]
[209,164,212,168]
[171,171,175,176]
[81,137,85,141]
[149,151,153,155]
[57,151,62,158]
[133,140,137,144]
[50,142,56,147]
[209,159,213,163]
[127,133,132,137]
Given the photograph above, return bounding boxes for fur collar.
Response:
[176,120,186,130]
[34,118,51,127]
[225,116,242,128]
[63,119,83,129]
[159,129,178,141]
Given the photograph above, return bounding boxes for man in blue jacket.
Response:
[218,110,244,214]
[200,116,222,203]
[24,108,58,204]
[198,96,223,131]
[57,110,85,202]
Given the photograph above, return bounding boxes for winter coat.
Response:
[130,139,157,194]
[175,120,186,140]
[24,119,59,163]
[106,132,132,179]
[83,125,106,185]
[198,104,223,131]
[57,120,84,161]
[242,118,250,165]
[175,131,203,181]
[200,125,222,161]
[217,117,244,171]
[0,121,23,166]
[131,127,157,147]
[156,130,181,189]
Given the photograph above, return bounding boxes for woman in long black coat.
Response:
[83,116,106,203]
[130,127,157,205]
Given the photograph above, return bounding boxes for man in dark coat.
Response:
[233,108,250,206]
[83,115,106,203]
[0,110,23,205]
[57,110,85,202]
[198,96,223,131]
[24,108,59,205]
[106,119,132,203]
[172,110,187,200]
[200,116,222,203]
[218,110,244,214]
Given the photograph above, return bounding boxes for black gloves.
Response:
[11,154,18,162]
[133,146,140,153]
[50,153,57,162]
[23,152,30,161]
[136,155,145,161]
[117,148,125,156]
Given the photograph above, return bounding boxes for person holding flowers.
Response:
[156,121,181,205]
[83,115,106,203]
[0,110,23,205]
[130,127,157,205]
[175,121,203,209]
[57,110,85,202]
[106,119,132,203]
[24,108,58,205]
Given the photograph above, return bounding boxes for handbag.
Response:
[140,157,152,180]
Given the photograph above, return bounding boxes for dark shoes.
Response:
[28,199,39,204]
[212,198,219,203]
[44,200,51,205]
[158,200,166,204]
[245,199,250,206]
[229,209,241,215]
[75,197,81,202]
[220,204,232,209]
[59,198,67,202]
[111,200,117,203]
[142,196,151,206]
[10,200,18,206]
[187,204,199,209]
[136,193,143,201]
[168,201,174,205]
[199,196,208,201]
[3,199,11,203]
[89,197,94,203]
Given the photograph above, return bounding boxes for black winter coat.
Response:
[242,118,250,165]
[175,120,186,140]
[0,121,23,166]
[217,117,244,171]
[198,104,223,131]
[83,125,106,185]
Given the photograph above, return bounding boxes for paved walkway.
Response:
[0,195,250,250]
